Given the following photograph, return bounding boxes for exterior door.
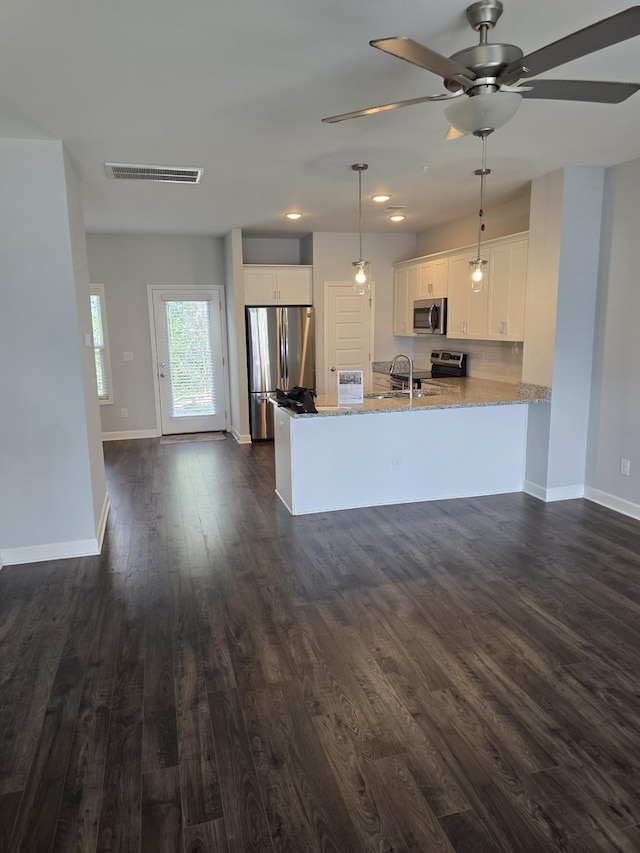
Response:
[324,282,373,393]
[151,289,227,434]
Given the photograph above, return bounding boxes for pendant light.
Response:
[351,163,370,295]
[470,130,491,292]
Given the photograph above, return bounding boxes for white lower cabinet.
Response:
[393,265,418,335]
[372,372,392,393]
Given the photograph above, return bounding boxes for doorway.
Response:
[324,281,374,393]
[149,287,228,435]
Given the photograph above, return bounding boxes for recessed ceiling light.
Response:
[389,214,406,222]
[285,212,303,220]
[372,194,391,203]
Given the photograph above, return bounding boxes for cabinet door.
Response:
[244,268,278,305]
[447,253,488,339]
[277,267,312,305]
[372,373,392,392]
[487,240,528,341]
[418,257,448,298]
[393,265,418,335]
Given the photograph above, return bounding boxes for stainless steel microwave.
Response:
[413,298,447,335]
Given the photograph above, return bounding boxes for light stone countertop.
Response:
[289,377,551,417]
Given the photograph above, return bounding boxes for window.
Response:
[90,285,113,404]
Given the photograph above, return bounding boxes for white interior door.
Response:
[324,282,373,393]
[151,289,227,434]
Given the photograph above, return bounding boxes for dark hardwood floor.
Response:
[1,435,640,852]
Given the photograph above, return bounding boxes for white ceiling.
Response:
[3,0,640,237]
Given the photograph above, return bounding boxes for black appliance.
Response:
[430,350,467,378]
[413,298,447,335]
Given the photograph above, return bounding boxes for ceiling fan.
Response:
[321,1,640,138]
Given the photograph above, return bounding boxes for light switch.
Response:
[124,351,134,361]
[84,332,93,347]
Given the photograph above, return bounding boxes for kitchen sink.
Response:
[364,390,438,400]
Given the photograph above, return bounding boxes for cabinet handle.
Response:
[273,290,277,300]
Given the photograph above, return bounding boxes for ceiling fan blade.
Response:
[445,125,467,140]
[521,79,640,104]
[321,92,461,123]
[501,7,640,81]
[370,37,475,82]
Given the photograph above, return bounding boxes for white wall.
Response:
[65,150,108,538]
[0,139,106,564]
[225,228,251,442]
[586,157,640,516]
[312,231,416,393]
[523,167,604,501]
[86,233,226,436]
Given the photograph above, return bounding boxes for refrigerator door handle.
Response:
[278,309,285,388]
[282,308,289,387]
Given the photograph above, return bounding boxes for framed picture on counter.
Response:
[337,370,363,406]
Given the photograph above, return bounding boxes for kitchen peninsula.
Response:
[272,378,549,515]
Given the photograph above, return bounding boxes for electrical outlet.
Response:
[392,454,402,471]
[120,408,128,418]
[620,458,631,476]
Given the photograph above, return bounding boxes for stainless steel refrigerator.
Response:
[246,306,315,440]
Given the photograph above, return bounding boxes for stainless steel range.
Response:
[430,350,467,379]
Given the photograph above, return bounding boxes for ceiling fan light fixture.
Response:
[444,91,522,135]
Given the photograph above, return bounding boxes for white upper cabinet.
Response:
[486,239,528,341]
[244,265,312,305]
[418,257,448,299]
[393,264,419,336]
[447,251,489,340]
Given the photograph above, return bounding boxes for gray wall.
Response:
[586,157,640,513]
[0,139,106,562]
[415,187,531,256]
[86,233,226,436]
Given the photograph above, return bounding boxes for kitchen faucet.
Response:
[389,353,414,401]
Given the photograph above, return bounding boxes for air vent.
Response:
[385,205,406,212]
[104,163,204,184]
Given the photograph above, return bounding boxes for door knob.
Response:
[160,372,166,378]
[330,366,336,372]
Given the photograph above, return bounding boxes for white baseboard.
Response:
[96,492,110,550]
[584,486,640,521]
[102,429,159,441]
[0,537,101,567]
[523,480,547,501]
[230,426,252,444]
[523,481,585,502]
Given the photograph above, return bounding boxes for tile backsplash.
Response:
[412,337,524,383]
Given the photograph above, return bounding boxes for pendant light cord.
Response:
[476,132,488,260]
[358,166,363,261]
